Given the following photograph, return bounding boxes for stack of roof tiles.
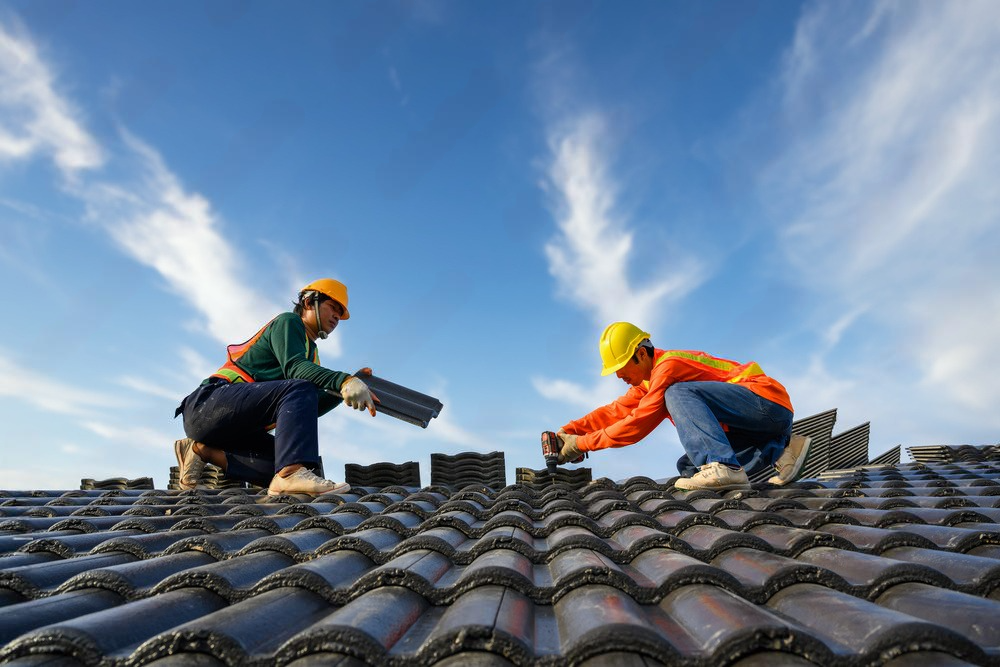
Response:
[907,445,1000,464]
[79,477,154,491]
[746,408,874,483]
[431,451,506,489]
[344,461,421,488]
[3,453,1000,665]
[167,464,251,491]
[516,466,594,490]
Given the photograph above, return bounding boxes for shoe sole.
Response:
[768,437,814,486]
[174,439,196,491]
[267,483,351,497]
[674,481,751,491]
[784,436,813,483]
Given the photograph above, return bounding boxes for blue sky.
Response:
[2,1,999,489]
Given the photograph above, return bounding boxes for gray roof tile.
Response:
[3,456,1000,665]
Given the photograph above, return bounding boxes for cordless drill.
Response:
[541,431,585,477]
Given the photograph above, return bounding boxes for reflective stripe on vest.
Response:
[210,316,319,383]
[643,350,766,390]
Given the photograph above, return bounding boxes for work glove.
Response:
[341,376,378,416]
[557,433,583,464]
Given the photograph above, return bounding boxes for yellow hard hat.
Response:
[599,322,650,375]
[301,278,350,320]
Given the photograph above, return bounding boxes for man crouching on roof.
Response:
[549,322,812,491]
[173,279,378,496]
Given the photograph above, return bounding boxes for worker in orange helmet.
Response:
[551,322,811,491]
[173,279,379,496]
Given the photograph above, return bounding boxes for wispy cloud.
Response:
[116,375,189,402]
[80,420,174,451]
[76,130,282,345]
[758,0,1000,440]
[0,352,122,416]
[543,112,703,329]
[530,375,617,412]
[0,17,290,351]
[533,63,704,411]
[0,18,103,176]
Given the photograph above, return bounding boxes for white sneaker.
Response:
[674,462,750,491]
[174,438,207,490]
[268,467,351,496]
[767,434,813,486]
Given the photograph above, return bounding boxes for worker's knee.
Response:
[281,378,315,399]
[664,382,695,410]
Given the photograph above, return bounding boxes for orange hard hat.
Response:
[301,278,350,319]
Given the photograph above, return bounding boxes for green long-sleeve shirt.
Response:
[208,312,351,415]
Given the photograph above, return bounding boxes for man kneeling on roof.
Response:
[173,278,378,496]
[550,322,812,491]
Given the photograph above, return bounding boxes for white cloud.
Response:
[0,19,103,176]
[76,130,281,345]
[759,0,1000,439]
[531,375,619,412]
[80,420,172,451]
[543,112,704,330]
[178,346,215,381]
[0,17,287,350]
[0,352,122,416]
[116,375,187,402]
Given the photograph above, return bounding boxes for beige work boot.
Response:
[674,462,751,491]
[174,438,207,490]
[767,434,813,486]
[268,467,351,496]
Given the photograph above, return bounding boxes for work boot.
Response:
[674,462,751,491]
[174,438,207,490]
[268,467,351,496]
[767,434,813,486]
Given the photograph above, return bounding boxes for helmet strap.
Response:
[313,293,327,340]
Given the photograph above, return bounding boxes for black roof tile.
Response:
[0,588,126,646]
[59,551,217,600]
[875,582,1000,651]
[3,457,1000,664]
[344,461,421,488]
[767,583,989,664]
[431,451,507,489]
[361,374,443,429]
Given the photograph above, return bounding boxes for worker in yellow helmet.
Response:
[549,322,811,491]
[173,278,379,496]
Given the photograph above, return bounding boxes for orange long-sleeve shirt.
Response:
[561,348,792,452]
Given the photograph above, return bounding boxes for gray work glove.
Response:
[341,376,377,416]
[558,433,583,464]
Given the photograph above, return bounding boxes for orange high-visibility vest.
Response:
[645,350,791,411]
[211,316,319,384]
[564,348,792,452]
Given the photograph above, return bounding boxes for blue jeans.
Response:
[177,378,324,486]
[664,381,792,476]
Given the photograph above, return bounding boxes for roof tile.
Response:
[3,456,1000,664]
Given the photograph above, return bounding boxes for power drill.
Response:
[541,431,585,477]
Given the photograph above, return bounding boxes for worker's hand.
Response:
[353,367,373,377]
[341,376,379,416]
[558,433,582,464]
